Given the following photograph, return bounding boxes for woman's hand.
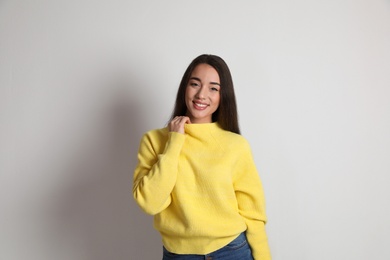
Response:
[168,116,191,134]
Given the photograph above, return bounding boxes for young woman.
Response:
[133,54,271,259]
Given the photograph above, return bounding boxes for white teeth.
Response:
[195,103,207,107]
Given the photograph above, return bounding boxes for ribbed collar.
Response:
[183,122,222,139]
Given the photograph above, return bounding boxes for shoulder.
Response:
[144,127,169,137]
[215,127,251,151]
[140,127,169,145]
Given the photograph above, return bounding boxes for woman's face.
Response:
[185,64,221,124]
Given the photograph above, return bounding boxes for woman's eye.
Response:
[190,82,199,87]
[211,87,219,91]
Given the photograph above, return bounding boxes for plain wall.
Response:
[1,0,389,259]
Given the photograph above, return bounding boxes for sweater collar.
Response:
[184,122,222,137]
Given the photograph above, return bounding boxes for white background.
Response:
[1,1,389,259]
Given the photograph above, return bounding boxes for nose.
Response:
[196,86,206,99]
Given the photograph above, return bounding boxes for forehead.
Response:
[190,64,220,81]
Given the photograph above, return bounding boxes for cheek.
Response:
[185,89,195,109]
[184,88,191,101]
[214,93,221,106]
[185,86,194,97]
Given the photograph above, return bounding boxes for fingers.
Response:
[169,116,191,134]
[179,116,191,125]
[172,116,190,124]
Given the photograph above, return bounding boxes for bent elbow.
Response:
[133,189,171,215]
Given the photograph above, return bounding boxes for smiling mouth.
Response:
[193,101,209,109]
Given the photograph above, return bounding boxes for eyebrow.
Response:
[189,77,221,86]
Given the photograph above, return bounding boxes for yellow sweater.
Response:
[133,123,271,259]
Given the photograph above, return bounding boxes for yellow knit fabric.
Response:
[133,123,271,259]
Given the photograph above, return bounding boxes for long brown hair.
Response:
[169,54,240,134]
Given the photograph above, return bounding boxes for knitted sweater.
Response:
[133,123,271,259]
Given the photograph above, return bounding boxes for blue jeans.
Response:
[162,232,254,260]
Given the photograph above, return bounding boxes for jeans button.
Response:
[206,257,212,260]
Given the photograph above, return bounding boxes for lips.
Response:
[193,101,209,110]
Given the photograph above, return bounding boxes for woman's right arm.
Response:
[132,116,190,215]
[133,131,185,215]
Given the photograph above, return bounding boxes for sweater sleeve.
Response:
[133,130,185,215]
[233,140,271,260]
